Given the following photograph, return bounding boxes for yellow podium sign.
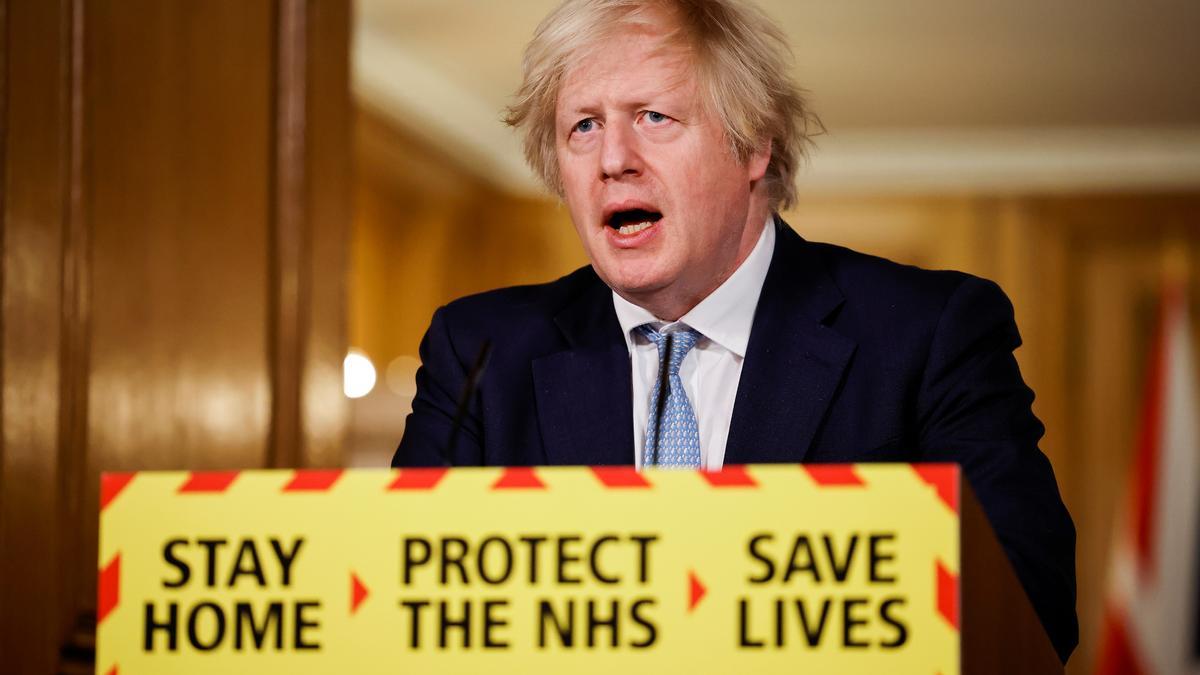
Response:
[96,464,961,674]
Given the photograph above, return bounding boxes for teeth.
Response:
[617,221,654,236]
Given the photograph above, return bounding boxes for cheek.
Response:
[564,198,593,244]
[673,162,727,213]
[556,139,584,175]
[670,160,752,245]
[557,160,595,216]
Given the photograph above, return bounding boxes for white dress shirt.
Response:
[612,219,775,470]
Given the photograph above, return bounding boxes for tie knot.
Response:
[636,324,702,374]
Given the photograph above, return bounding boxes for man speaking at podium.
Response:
[393,0,1077,662]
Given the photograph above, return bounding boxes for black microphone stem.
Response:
[650,332,673,467]
[444,339,493,466]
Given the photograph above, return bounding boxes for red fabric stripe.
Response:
[913,464,959,514]
[1095,606,1146,675]
[178,471,239,493]
[936,561,958,631]
[492,467,545,489]
[591,466,651,488]
[99,473,135,511]
[97,555,121,624]
[106,667,117,675]
[1129,285,1176,580]
[283,469,343,492]
[804,465,865,486]
[388,468,448,490]
[701,465,757,487]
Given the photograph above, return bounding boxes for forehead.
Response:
[557,20,697,109]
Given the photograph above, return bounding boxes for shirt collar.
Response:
[612,216,775,358]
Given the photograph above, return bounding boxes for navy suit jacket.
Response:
[394,219,1078,662]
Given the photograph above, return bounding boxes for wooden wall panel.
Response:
[0,0,350,668]
[85,0,274,469]
[300,0,351,468]
[1,3,72,671]
[57,0,92,648]
[79,4,276,616]
[269,0,311,470]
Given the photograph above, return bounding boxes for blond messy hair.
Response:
[504,0,821,210]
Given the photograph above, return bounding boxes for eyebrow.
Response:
[561,100,658,118]
[555,68,695,125]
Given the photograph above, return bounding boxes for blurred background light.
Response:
[343,351,377,399]
[385,355,421,397]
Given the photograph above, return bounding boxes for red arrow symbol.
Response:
[351,572,369,615]
[688,570,706,612]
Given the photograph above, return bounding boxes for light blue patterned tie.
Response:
[637,324,703,467]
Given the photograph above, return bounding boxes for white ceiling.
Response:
[354,0,1200,195]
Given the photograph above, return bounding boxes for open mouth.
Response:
[606,208,663,236]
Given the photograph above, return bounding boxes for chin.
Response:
[593,248,681,294]
[605,270,673,300]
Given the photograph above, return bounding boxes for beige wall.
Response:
[351,109,1200,672]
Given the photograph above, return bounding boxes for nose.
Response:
[599,121,642,181]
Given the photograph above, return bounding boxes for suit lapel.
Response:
[532,273,633,466]
[725,222,857,464]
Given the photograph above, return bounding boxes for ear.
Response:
[746,138,772,182]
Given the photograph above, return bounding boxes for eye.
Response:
[643,110,669,125]
[574,118,597,134]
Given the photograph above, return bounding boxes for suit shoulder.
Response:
[803,240,1011,328]
[810,240,992,306]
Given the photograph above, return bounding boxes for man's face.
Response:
[554,18,770,318]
